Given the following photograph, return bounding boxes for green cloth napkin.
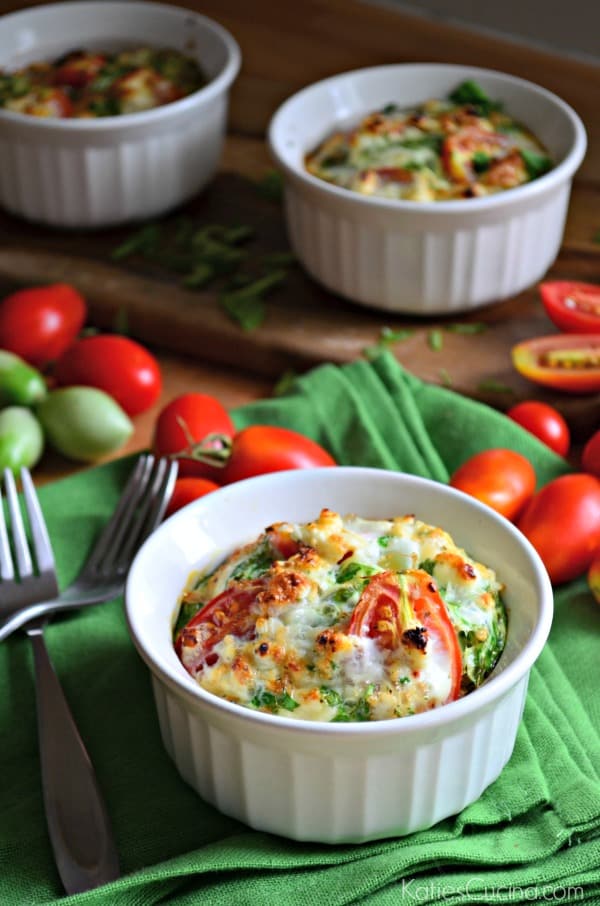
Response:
[1,353,599,906]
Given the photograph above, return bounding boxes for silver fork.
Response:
[0,454,177,895]
[0,453,178,641]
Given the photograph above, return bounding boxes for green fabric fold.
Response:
[1,353,597,906]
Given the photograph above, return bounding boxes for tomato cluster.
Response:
[449,421,600,594]
[154,392,336,517]
[0,283,162,472]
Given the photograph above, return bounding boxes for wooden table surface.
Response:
[1,0,599,483]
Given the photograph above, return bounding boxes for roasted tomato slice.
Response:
[348,570,462,702]
[175,579,265,677]
[442,127,508,183]
[512,334,600,394]
[54,52,107,87]
[540,281,600,334]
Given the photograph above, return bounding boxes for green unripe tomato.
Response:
[0,350,47,406]
[0,406,45,474]
[36,386,133,462]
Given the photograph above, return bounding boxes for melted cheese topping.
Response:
[305,82,552,202]
[174,510,507,722]
[0,47,205,119]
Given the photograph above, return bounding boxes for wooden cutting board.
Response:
[0,171,598,437]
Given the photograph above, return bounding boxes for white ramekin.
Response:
[268,64,587,314]
[125,467,553,843]
[0,1,241,228]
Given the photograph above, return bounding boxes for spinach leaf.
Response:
[521,149,553,180]
[448,80,503,116]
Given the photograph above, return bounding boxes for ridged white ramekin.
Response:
[126,467,553,843]
[0,1,241,228]
[268,64,587,314]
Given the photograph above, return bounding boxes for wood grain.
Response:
[0,0,597,479]
[0,171,597,437]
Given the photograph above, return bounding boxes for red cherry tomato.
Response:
[54,334,162,416]
[222,425,336,484]
[153,393,235,482]
[517,473,600,585]
[588,553,600,604]
[540,281,600,334]
[582,430,600,478]
[165,477,220,517]
[175,579,266,676]
[512,334,600,394]
[449,448,536,521]
[0,284,86,368]
[348,570,462,703]
[506,401,570,457]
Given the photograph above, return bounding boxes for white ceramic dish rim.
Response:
[126,466,554,738]
[0,0,241,131]
[268,62,587,216]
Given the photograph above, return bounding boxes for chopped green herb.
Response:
[428,329,443,351]
[473,151,491,173]
[223,273,255,291]
[520,149,552,180]
[399,676,410,685]
[219,270,286,331]
[381,103,400,115]
[321,150,349,168]
[337,562,378,584]
[381,326,415,343]
[255,170,284,202]
[419,559,437,576]
[88,97,121,117]
[231,541,273,580]
[378,535,392,548]
[438,368,453,388]
[363,344,383,362]
[183,262,215,289]
[446,322,487,334]
[111,223,161,260]
[448,80,503,117]
[260,251,297,269]
[273,369,298,397]
[111,201,293,329]
[0,73,31,102]
[320,687,343,707]
[477,379,516,394]
[399,134,443,153]
[330,685,374,723]
[332,586,356,604]
[221,224,255,245]
[112,306,129,336]
[363,326,414,361]
[251,688,299,712]
[173,599,203,638]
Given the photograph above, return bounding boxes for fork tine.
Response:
[21,468,57,581]
[113,457,178,571]
[81,454,154,575]
[4,468,33,581]
[141,458,178,536]
[117,458,179,569]
[0,475,14,582]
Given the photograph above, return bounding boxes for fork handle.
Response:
[28,627,121,894]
